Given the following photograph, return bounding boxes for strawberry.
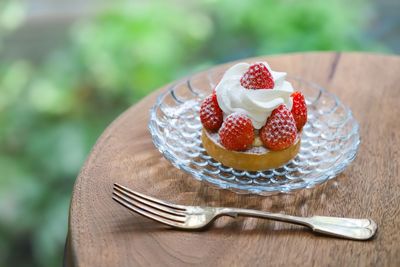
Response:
[219,113,254,151]
[200,93,223,132]
[260,105,297,151]
[240,63,275,89]
[291,91,307,131]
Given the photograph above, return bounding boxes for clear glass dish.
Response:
[148,68,360,195]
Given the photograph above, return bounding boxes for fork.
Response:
[112,183,377,240]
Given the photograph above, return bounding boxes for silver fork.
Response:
[112,183,377,240]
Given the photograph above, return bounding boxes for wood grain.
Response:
[65,52,400,267]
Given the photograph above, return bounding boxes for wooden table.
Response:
[65,52,400,267]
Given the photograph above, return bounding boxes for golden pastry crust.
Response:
[201,129,300,171]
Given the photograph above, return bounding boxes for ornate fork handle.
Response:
[217,208,377,240]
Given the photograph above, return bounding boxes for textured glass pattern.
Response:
[148,70,360,195]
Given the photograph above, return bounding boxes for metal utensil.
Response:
[112,183,377,240]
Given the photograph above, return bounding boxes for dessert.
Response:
[200,62,307,171]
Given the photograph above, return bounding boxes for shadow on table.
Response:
[110,211,313,237]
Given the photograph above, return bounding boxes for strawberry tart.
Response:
[200,62,307,171]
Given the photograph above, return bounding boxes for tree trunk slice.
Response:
[65,52,400,267]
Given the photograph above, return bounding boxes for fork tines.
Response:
[112,183,187,227]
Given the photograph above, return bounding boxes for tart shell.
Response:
[201,129,300,171]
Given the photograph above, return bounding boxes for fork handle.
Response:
[218,208,377,240]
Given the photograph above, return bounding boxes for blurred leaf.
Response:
[0,0,26,31]
[0,61,31,111]
[33,195,70,267]
[25,122,88,178]
[0,156,43,232]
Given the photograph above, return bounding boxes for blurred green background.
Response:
[0,0,398,266]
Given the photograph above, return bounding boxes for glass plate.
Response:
[148,68,360,195]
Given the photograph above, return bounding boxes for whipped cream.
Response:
[215,62,294,129]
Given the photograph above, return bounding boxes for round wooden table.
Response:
[64,52,400,266]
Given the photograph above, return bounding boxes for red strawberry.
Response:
[200,93,223,132]
[219,113,254,151]
[240,63,275,89]
[291,91,307,131]
[260,105,297,151]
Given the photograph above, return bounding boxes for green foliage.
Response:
[0,0,389,266]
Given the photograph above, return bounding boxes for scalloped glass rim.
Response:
[148,70,360,195]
